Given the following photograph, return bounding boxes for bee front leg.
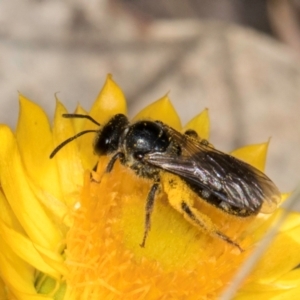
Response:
[140,181,160,248]
[90,162,100,182]
[106,152,124,173]
[91,152,124,182]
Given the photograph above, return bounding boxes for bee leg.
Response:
[90,162,100,182]
[140,182,160,248]
[91,152,122,181]
[92,153,124,182]
[180,201,243,252]
[184,130,212,147]
[105,152,124,173]
[184,129,198,138]
[92,162,98,172]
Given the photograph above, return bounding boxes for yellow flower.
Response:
[0,75,299,299]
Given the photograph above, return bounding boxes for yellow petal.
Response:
[16,94,62,201]
[10,289,53,300]
[275,268,300,288]
[236,269,300,300]
[0,220,60,278]
[249,227,300,284]
[132,94,182,130]
[72,104,89,134]
[234,239,300,299]
[182,108,210,140]
[89,74,127,124]
[238,282,284,293]
[0,125,62,250]
[281,192,291,202]
[0,278,6,299]
[34,243,67,277]
[0,193,57,296]
[79,75,127,169]
[52,100,84,207]
[236,252,300,298]
[249,206,300,245]
[235,288,300,300]
[37,191,71,230]
[231,141,269,171]
[0,236,36,296]
[278,211,300,233]
[0,189,23,233]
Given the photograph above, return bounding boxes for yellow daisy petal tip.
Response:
[133,94,181,130]
[71,105,89,133]
[54,92,61,102]
[182,108,210,140]
[16,93,64,211]
[74,104,88,116]
[89,74,127,125]
[231,140,270,171]
[52,99,84,208]
[17,93,52,156]
[77,75,127,169]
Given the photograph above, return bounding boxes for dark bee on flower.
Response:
[50,113,281,251]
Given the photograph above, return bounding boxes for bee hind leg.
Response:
[180,201,243,252]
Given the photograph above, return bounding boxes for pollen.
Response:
[65,157,254,300]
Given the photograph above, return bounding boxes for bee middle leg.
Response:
[140,182,160,248]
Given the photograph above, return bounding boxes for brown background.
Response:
[0,0,299,203]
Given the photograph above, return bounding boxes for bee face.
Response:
[93,114,129,156]
[50,113,281,251]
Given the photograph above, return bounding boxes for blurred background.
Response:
[0,0,299,195]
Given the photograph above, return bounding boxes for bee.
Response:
[50,113,281,251]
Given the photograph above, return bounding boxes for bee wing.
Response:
[145,126,280,214]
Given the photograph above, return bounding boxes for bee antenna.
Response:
[62,113,101,126]
[49,129,98,158]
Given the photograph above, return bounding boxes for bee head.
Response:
[94,114,129,155]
